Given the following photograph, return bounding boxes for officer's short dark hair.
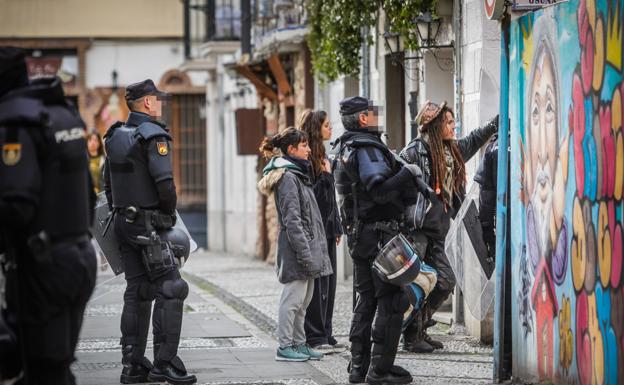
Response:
[341,111,365,131]
[126,97,144,112]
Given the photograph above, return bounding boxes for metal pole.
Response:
[183,0,191,59]
[218,72,227,251]
[493,10,511,384]
[207,0,216,41]
[360,26,370,99]
[241,0,251,54]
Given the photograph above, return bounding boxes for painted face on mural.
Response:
[527,44,559,259]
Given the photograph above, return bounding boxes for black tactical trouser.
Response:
[349,225,409,376]
[422,238,456,313]
[304,237,337,347]
[403,233,455,343]
[115,216,188,366]
[5,239,97,385]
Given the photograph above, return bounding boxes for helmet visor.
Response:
[374,234,418,279]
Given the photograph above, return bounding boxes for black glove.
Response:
[403,163,423,178]
[490,114,499,130]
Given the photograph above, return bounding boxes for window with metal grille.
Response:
[162,94,207,209]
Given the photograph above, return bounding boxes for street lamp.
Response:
[382,11,454,64]
[383,31,421,63]
[415,12,441,47]
[111,70,118,91]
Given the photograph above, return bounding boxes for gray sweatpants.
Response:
[277,279,315,348]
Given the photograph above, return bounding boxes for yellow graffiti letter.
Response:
[572,198,588,292]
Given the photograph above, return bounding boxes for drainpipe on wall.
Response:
[183,0,190,59]
[453,0,463,133]
[452,0,465,326]
[360,26,370,99]
[218,71,227,252]
[493,10,511,384]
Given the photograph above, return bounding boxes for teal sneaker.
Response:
[275,346,309,362]
[296,344,323,360]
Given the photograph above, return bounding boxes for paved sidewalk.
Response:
[75,258,336,385]
[183,252,495,385]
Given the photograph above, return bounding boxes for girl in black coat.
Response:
[298,110,346,353]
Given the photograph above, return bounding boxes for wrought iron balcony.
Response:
[251,0,307,52]
[184,0,241,58]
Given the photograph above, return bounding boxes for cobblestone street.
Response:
[75,252,494,384]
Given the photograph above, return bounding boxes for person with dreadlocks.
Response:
[399,100,498,353]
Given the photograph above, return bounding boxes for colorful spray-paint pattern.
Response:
[509,0,624,383]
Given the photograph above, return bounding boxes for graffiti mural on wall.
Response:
[509,0,624,383]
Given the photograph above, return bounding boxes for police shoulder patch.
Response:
[2,143,21,166]
[156,141,169,156]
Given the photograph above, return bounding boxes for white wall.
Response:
[461,0,501,182]
[460,0,501,339]
[206,57,258,255]
[86,41,198,88]
[423,49,455,107]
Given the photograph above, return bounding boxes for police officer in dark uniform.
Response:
[0,47,97,385]
[333,96,425,385]
[474,134,498,265]
[102,79,196,385]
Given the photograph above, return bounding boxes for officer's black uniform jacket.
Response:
[0,77,92,243]
[400,119,498,238]
[475,134,499,259]
[103,112,176,215]
[333,130,418,234]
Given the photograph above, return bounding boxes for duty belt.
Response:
[370,220,400,235]
[115,206,175,229]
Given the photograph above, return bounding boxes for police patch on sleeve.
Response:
[156,142,169,156]
[2,143,21,166]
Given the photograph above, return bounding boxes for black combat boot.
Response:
[348,351,370,383]
[421,309,443,350]
[403,312,434,353]
[367,323,412,384]
[365,366,413,385]
[148,356,197,385]
[423,332,444,350]
[120,346,153,384]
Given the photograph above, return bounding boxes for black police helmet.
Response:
[159,227,191,263]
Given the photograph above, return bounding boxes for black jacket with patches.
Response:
[0,77,93,240]
[400,117,498,239]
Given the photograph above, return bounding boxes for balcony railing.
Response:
[183,0,308,58]
[184,0,241,58]
[252,0,307,47]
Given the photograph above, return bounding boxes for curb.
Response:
[183,271,279,338]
